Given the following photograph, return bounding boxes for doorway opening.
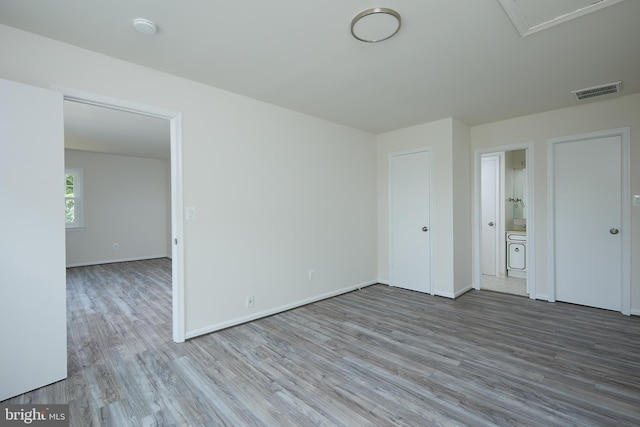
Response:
[57,86,185,342]
[473,143,535,299]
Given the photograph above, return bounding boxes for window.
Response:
[65,168,83,228]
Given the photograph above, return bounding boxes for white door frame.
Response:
[53,85,186,342]
[388,147,433,295]
[473,142,535,299]
[547,127,630,315]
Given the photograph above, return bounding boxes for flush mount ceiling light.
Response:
[133,18,157,35]
[351,7,401,43]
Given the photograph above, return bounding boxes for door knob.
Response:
[488,222,494,226]
[610,228,619,235]
[422,226,428,232]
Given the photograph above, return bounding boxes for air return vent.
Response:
[572,81,621,101]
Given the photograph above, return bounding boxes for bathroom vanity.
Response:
[506,231,526,278]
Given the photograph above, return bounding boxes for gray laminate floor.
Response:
[4,259,640,426]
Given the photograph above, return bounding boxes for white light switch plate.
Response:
[634,195,640,207]
[186,206,196,220]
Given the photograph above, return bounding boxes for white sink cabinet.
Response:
[506,231,526,279]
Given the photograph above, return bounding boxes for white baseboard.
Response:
[66,254,170,268]
[433,290,454,298]
[186,280,378,339]
[455,284,473,298]
[380,282,472,299]
[378,283,639,316]
[433,284,473,299]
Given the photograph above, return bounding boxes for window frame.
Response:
[65,168,84,229]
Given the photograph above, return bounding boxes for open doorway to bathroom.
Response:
[479,148,528,297]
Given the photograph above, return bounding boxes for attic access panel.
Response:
[498,0,625,37]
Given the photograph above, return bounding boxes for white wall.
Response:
[377,93,640,312]
[0,79,67,400]
[0,25,377,337]
[3,22,636,339]
[64,149,170,267]
[471,93,640,311]
[452,118,472,294]
[377,118,472,298]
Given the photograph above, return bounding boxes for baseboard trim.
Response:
[186,280,378,339]
[66,255,170,268]
[433,291,455,299]
[432,285,473,299]
[455,285,473,298]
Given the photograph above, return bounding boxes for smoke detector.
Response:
[133,18,157,35]
[572,81,621,101]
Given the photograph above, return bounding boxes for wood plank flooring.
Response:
[4,259,640,426]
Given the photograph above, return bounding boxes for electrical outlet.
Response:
[113,243,119,250]
[246,295,254,308]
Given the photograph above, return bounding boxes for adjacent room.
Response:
[1,0,639,425]
[63,101,172,270]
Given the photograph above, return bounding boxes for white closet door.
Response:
[552,134,622,311]
[389,149,431,293]
[0,79,67,400]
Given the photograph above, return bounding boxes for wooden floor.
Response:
[5,259,640,426]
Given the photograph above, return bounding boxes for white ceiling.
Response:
[1,0,638,157]
[64,101,170,160]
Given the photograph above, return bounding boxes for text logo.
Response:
[0,405,69,427]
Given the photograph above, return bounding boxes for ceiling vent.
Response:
[572,81,621,101]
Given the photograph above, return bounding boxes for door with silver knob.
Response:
[481,155,500,276]
[551,130,627,312]
[389,149,431,294]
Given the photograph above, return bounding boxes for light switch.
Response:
[634,195,640,207]
[186,206,196,220]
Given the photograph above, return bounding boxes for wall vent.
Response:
[572,81,621,101]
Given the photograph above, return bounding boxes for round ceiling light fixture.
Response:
[351,7,401,43]
[133,18,157,35]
